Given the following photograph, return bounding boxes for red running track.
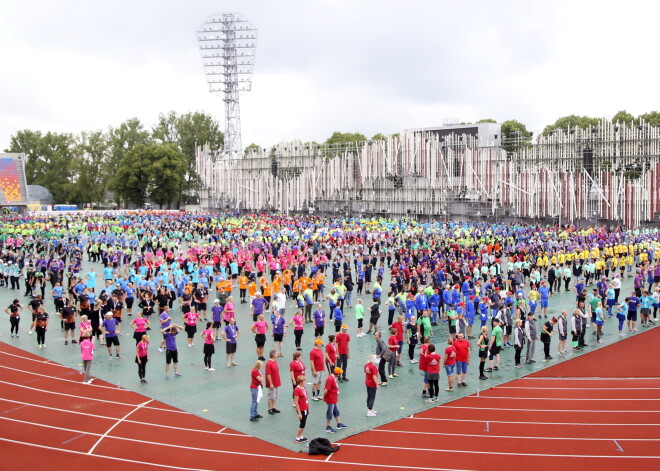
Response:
[1,329,660,470]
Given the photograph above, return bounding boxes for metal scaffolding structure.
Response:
[197,13,257,159]
[196,120,660,227]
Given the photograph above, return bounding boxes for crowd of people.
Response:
[2,212,660,442]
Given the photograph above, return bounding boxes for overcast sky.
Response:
[1,0,658,150]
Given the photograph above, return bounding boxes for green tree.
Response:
[69,130,109,206]
[371,133,387,141]
[152,111,180,144]
[477,118,497,123]
[542,115,599,135]
[612,110,635,125]
[325,131,367,146]
[245,143,261,153]
[501,119,531,138]
[639,111,660,127]
[107,118,151,181]
[112,143,186,208]
[176,111,223,203]
[147,144,187,208]
[112,143,151,206]
[500,119,532,153]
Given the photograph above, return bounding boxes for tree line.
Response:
[4,111,223,208]
[246,110,660,155]
[6,109,659,206]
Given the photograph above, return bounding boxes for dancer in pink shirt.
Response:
[79,333,95,384]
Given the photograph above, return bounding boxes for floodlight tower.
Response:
[197,13,257,159]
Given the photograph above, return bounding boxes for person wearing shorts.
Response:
[477,326,489,379]
[453,332,470,387]
[627,294,640,332]
[557,310,568,355]
[61,301,77,345]
[251,314,269,361]
[443,338,456,391]
[211,299,223,339]
[486,318,503,372]
[309,339,325,400]
[293,375,309,443]
[418,336,431,396]
[222,317,239,367]
[313,304,326,339]
[161,323,184,379]
[447,305,458,340]
[101,312,121,358]
[271,310,286,357]
[183,310,200,347]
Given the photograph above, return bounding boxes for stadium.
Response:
[196,120,660,228]
[2,4,660,471]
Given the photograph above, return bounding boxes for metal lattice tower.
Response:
[197,13,258,159]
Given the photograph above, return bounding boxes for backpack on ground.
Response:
[308,437,340,455]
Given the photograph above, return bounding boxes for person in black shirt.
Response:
[155,288,170,313]
[194,287,209,321]
[4,299,23,337]
[367,301,380,335]
[343,275,354,308]
[540,317,558,360]
[24,265,35,297]
[139,292,156,325]
[31,306,49,348]
[28,296,44,324]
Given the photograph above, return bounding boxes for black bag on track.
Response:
[308,437,340,455]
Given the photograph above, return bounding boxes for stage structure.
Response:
[197,12,258,159]
[196,120,660,228]
[0,153,29,211]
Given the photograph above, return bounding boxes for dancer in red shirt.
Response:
[293,375,309,443]
[265,349,281,415]
[425,344,441,401]
[335,325,351,381]
[364,354,379,417]
[323,367,348,433]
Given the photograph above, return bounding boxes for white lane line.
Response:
[370,429,660,441]
[336,442,660,459]
[87,399,154,454]
[437,405,660,413]
[217,427,227,433]
[0,436,215,471]
[0,379,189,414]
[0,364,127,391]
[0,397,244,436]
[0,422,476,471]
[460,396,660,401]
[0,349,72,369]
[405,416,660,426]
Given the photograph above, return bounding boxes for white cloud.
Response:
[1,0,659,150]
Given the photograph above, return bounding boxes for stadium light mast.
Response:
[197,13,257,159]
